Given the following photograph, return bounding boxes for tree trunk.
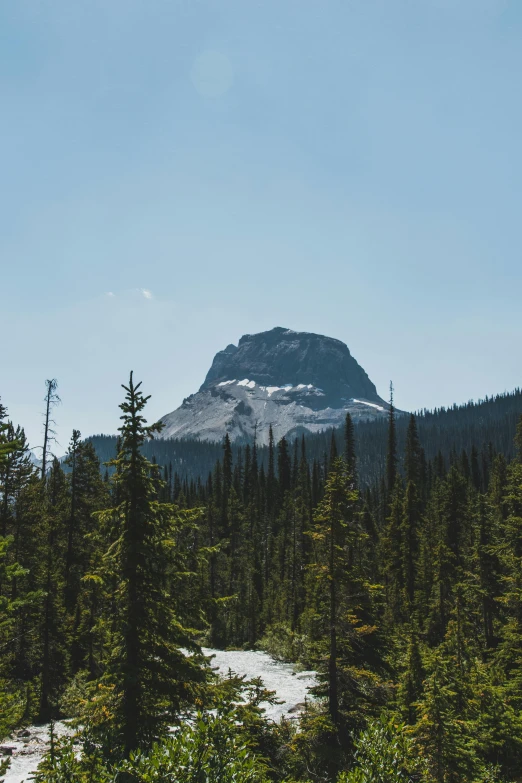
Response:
[328,519,338,725]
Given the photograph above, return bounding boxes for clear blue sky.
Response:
[1,0,521,452]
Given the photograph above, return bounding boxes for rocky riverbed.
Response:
[1,649,316,782]
[1,722,72,783]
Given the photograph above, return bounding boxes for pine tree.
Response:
[267,425,276,515]
[397,625,424,725]
[39,457,69,720]
[382,478,405,624]
[0,399,9,458]
[309,457,358,725]
[277,436,292,500]
[244,447,262,645]
[221,434,233,535]
[470,445,482,491]
[329,430,338,468]
[414,645,480,782]
[290,441,311,631]
[516,415,522,461]
[64,430,81,610]
[386,382,398,498]
[96,373,206,756]
[1,421,34,538]
[475,495,502,650]
[344,413,356,485]
[65,439,108,672]
[401,481,420,613]
[0,404,33,735]
[404,414,422,489]
[494,426,522,711]
[0,534,35,739]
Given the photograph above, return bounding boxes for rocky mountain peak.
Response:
[202,327,380,409]
[159,328,389,445]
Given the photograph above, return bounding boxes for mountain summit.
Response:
[159,327,389,445]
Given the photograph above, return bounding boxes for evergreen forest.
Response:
[2,375,522,783]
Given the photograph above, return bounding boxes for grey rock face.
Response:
[159,327,389,446]
[203,327,379,407]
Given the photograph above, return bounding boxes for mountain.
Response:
[29,450,42,469]
[158,327,390,445]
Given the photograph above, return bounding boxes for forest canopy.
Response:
[1,378,522,783]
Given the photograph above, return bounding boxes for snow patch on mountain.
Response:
[352,399,385,411]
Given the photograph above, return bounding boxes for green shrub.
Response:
[33,708,270,783]
[338,716,424,783]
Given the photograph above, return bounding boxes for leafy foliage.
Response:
[338,716,424,783]
[32,709,270,783]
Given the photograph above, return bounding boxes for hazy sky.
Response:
[1,0,521,452]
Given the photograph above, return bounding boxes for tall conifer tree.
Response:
[97,373,205,756]
[344,413,356,484]
[386,382,398,497]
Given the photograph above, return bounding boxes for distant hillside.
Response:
[312,387,522,486]
[87,388,522,488]
[86,434,227,482]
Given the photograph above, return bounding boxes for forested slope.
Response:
[88,387,522,490]
[2,380,522,782]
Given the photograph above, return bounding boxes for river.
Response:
[2,649,317,783]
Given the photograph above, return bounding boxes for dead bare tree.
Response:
[41,379,60,479]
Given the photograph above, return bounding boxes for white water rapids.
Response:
[2,649,317,783]
[203,647,316,720]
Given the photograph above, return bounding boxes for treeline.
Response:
[1,377,522,782]
[85,387,522,490]
[310,386,522,485]
[86,432,227,485]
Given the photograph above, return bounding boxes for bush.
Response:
[32,708,270,783]
[338,716,424,783]
[119,708,269,782]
